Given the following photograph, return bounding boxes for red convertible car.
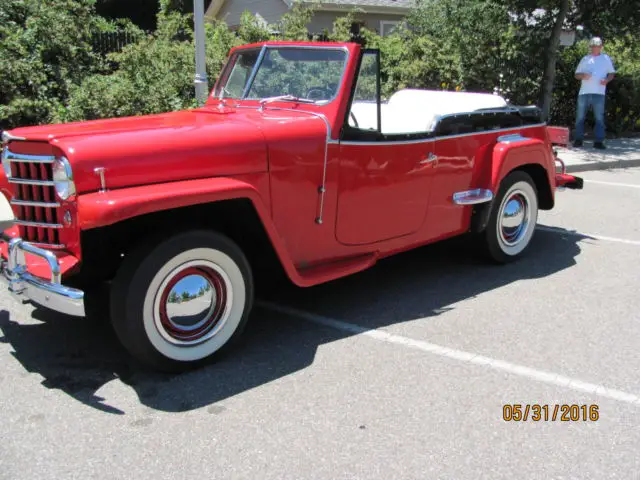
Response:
[0,41,582,371]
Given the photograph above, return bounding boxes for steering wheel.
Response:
[349,111,359,128]
[306,87,328,101]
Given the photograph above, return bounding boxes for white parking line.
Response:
[537,225,640,246]
[258,301,640,406]
[584,179,640,189]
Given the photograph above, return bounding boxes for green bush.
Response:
[56,9,240,123]
[0,0,107,129]
[2,0,638,136]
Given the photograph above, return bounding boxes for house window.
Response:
[380,21,399,37]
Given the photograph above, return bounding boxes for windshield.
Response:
[214,47,347,103]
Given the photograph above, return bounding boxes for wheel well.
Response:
[470,162,554,234]
[76,199,288,290]
[511,163,554,210]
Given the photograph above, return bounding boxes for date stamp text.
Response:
[503,404,599,422]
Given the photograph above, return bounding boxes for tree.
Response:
[95,0,215,31]
[571,0,640,39]
[505,0,640,120]
[401,0,518,95]
[57,4,239,123]
[542,0,571,121]
[0,0,106,128]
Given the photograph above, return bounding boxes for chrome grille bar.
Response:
[11,199,60,208]
[14,220,63,229]
[8,178,55,186]
[25,242,66,249]
[4,151,56,163]
[3,143,64,247]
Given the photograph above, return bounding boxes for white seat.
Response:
[348,89,509,136]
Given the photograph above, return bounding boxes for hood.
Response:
[7,107,268,193]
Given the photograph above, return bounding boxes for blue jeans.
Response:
[575,94,606,142]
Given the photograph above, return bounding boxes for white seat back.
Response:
[348,89,509,136]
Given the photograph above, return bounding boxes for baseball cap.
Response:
[589,37,603,46]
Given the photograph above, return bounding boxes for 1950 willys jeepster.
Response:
[1,41,583,371]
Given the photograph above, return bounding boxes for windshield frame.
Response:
[213,44,351,106]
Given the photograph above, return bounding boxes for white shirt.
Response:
[575,53,615,95]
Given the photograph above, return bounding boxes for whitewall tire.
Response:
[484,171,539,263]
[110,230,253,372]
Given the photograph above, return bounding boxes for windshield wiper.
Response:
[258,95,319,111]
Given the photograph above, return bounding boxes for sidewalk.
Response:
[556,137,640,173]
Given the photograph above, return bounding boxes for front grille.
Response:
[4,148,63,247]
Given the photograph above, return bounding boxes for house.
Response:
[206,0,415,37]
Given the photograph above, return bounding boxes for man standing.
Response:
[573,37,615,149]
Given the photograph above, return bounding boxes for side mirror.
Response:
[0,193,15,232]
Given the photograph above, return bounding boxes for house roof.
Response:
[312,0,414,7]
[208,0,414,19]
[295,0,414,12]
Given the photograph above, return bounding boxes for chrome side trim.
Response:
[339,123,547,146]
[5,151,56,163]
[8,178,55,186]
[453,189,494,205]
[497,133,531,144]
[14,220,63,229]
[11,199,60,208]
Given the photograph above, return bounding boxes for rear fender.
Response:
[77,176,304,286]
[469,136,555,233]
[490,137,555,194]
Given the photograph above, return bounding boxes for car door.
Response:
[335,50,436,246]
[336,140,436,246]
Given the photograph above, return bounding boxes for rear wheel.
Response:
[483,171,539,263]
[110,230,253,372]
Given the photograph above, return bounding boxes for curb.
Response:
[565,158,640,173]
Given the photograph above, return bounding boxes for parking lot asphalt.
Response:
[1,167,640,480]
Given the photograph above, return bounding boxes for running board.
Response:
[295,253,378,287]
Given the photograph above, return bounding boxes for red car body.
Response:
[0,41,583,370]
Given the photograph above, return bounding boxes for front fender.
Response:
[76,176,307,286]
[77,176,272,230]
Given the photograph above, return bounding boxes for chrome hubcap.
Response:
[166,275,216,332]
[499,191,530,246]
[156,263,230,345]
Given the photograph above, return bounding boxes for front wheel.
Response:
[483,171,539,263]
[110,230,254,372]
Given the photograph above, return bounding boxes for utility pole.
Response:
[193,0,208,105]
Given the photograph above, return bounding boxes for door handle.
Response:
[419,152,438,165]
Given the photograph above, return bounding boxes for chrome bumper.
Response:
[0,233,85,317]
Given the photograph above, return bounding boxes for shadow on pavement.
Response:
[0,226,588,415]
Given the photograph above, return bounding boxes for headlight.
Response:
[1,147,11,178]
[52,157,76,200]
